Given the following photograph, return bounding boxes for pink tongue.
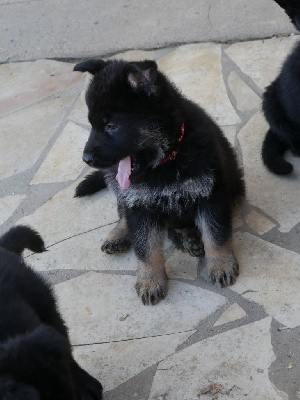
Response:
[116,156,131,189]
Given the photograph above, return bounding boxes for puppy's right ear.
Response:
[73,59,108,75]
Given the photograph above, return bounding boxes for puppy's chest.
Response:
[105,170,214,213]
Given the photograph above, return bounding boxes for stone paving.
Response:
[0,36,300,399]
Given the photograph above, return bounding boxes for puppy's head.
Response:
[0,325,76,400]
[74,59,181,170]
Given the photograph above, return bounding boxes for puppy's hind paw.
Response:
[101,238,131,254]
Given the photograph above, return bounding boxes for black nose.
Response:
[82,152,94,165]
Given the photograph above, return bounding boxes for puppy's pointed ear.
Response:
[73,59,108,75]
[126,60,158,96]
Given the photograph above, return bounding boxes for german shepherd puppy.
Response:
[74,59,245,305]
[262,0,300,174]
[0,226,102,399]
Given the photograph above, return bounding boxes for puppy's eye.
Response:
[105,122,119,135]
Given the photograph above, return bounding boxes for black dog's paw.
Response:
[209,259,239,288]
[101,238,131,254]
[74,171,106,198]
[135,274,168,305]
[169,228,205,257]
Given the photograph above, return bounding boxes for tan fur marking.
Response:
[106,217,129,242]
[135,231,168,305]
[200,218,239,286]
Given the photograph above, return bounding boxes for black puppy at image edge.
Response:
[0,226,102,400]
[262,0,300,174]
[74,58,245,305]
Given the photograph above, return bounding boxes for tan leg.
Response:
[101,217,131,254]
[199,216,239,288]
[135,231,168,305]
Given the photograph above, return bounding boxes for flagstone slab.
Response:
[227,71,261,112]
[0,194,25,225]
[238,111,300,233]
[0,60,83,117]
[225,36,299,90]
[0,95,75,180]
[27,222,135,272]
[110,49,155,62]
[221,125,237,148]
[73,331,193,392]
[158,43,241,126]
[233,232,300,328]
[68,74,91,129]
[165,250,198,280]
[214,303,246,327]
[55,272,227,344]
[245,209,276,235]
[149,318,288,400]
[30,122,89,184]
[19,183,118,246]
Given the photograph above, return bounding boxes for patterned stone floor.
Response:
[0,36,300,399]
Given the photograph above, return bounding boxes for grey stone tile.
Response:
[165,250,198,280]
[214,303,246,327]
[238,111,300,233]
[227,71,261,112]
[0,60,83,117]
[73,331,193,392]
[233,232,300,328]
[30,122,89,184]
[225,36,299,90]
[245,209,276,235]
[68,74,91,129]
[0,194,25,225]
[55,272,227,344]
[27,223,135,272]
[109,49,155,61]
[149,318,288,399]
[157,43,241,126]
[0,95,75,180]
[19,183,118,246]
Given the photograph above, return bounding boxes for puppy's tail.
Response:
[262,129,293,175]
[0,226,46,255]
[75,170,107,198]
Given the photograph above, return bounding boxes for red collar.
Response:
[159,123,185,165]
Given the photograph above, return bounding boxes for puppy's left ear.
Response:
[73,59,108,75]
[126,60,158,96]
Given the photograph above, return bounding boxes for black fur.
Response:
[0,226,102,399]
[262,0,300,174]
[75,171,107,197]
[74,59,245,304]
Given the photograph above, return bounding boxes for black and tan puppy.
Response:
[262,0,300,174]
[0,226,102,399]
[74,59,245,305]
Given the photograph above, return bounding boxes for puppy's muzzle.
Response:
[82,152,95,165]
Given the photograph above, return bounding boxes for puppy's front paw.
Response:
[135,273,168,305]
[101,238,131,254]
[208,258,239,288]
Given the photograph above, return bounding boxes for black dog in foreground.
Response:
[262,0,300,174]
[74,59,245,305]
[0,226,102,399]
